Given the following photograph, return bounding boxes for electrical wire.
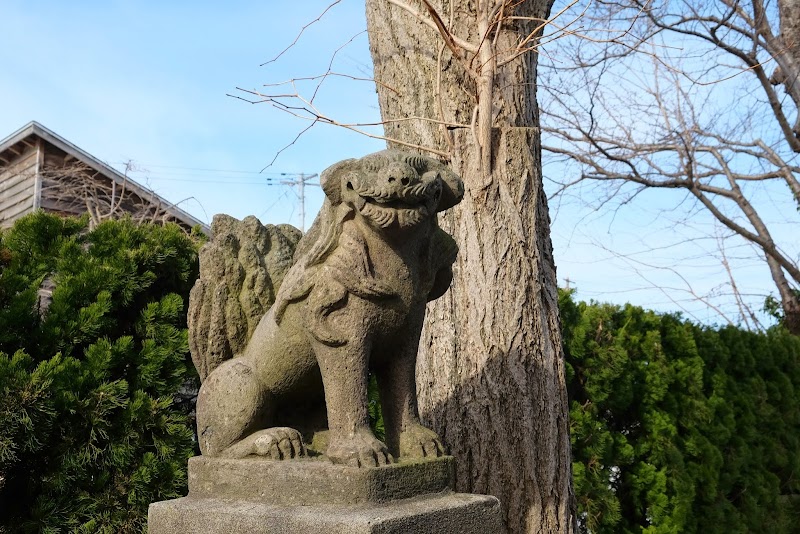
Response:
[259,190,292,218]
[111,161,314,177]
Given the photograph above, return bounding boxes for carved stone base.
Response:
[187,454,455,505]
[148,456,506,534]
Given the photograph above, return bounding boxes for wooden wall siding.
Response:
[38,145,84,217]
[39,175,87,218]
[0,145,38,227]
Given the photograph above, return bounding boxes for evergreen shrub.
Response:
[0,213,200,533]
[562,290,800,533]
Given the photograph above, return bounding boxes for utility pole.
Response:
[280,173,319,231]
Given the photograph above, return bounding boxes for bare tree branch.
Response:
[261,0,343,66]
[541,0,800,332]
[33,161,193,231]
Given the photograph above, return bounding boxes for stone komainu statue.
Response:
[188,150,464,467]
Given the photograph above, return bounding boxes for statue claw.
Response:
[223,427,307,460]
[327,428,394,467]
[400,424,445,459]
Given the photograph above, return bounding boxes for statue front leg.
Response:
[375,311,444,460]
[196,358,269,456]
[312,338,393,467]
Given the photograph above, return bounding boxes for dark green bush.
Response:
[0,213,200,533]
[562,289,800,533]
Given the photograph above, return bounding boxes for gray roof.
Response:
[0,121,210,234]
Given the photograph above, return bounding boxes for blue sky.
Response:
[0,0,383,228]
[1,0,793,326]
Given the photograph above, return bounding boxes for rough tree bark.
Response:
[365,1,575,533]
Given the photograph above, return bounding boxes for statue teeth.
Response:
[358,187,431,228]
[375,208,395,228]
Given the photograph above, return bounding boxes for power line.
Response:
[111,161,315,177]
[259,190,291,219]
[120,175,289,185]
[112,161,321,227]
[119,176,277,185]
[115,166,320,189]
[111,161,303,176]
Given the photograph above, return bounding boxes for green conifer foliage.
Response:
[562,290,800,533]
[0,213,200,533]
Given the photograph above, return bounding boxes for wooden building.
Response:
[0,121,209,233]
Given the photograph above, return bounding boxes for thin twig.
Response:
[261,0,343,66]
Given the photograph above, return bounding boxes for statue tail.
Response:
[188,214,301,381]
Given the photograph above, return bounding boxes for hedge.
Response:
[562,289,800,533]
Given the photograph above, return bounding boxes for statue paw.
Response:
[400,424,445,459]
[222,427,307,459]
[326,428,394,467]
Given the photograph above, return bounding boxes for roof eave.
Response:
[0,121,210,234]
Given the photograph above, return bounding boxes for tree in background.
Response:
[1,160,199,232]
[38,161,182,229]
[541,0,800,332]
[0,212,200,532]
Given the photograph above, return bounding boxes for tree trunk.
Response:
[365,2,576,533]
[777,0,800,140]
[785,299,800,335]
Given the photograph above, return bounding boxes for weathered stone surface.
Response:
[188,215,301,380]
[191,151,465,466]
[148,492,505,534]
[187,455,454,505]
[149,455,505,533]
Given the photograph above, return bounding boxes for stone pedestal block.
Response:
[148,492,503,534]
[148,456,505,534]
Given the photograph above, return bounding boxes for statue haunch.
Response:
[191,150,464,467]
